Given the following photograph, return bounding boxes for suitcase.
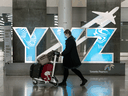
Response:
[37,50,55,65]
[48,50,60,61]
[41,63,53,81]
[30,63,42,78]
[37,54,50,65]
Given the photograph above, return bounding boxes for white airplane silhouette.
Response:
[82,7,119,28]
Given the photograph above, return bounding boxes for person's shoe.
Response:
[58,82,67,86]
[80,79,88,86]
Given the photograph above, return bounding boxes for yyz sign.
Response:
[13,7,119,63]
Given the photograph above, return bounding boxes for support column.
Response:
[58,0,72,63]
[58,0,72,30]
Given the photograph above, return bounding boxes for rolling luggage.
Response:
[37,50,59,65]
[30,63,42,78]
[41,63,53,81]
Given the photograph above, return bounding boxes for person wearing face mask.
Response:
[59,29,88,86]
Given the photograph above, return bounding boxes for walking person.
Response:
[59,29,88,86]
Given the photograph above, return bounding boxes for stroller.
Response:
[30,50,60,86]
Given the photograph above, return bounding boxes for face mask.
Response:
[64,33,67,39]
[64,36,67,39]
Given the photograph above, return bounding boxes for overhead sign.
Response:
[13,7,119,63]
[13,27,116,63]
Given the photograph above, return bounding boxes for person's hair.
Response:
[64,29,75,40]
[64,29,71,36]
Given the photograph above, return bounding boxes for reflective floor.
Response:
[0,61,128,96]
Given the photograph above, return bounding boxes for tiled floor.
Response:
[0,61,128,96]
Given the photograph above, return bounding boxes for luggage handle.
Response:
[53,51,60,57]
[51,54,57,77]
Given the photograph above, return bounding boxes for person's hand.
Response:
[59,53,62,56]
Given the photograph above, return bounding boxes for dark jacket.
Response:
[62,36,81,69]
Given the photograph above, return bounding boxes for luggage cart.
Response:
[31,51,60,87]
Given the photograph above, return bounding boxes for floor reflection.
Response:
[30,83,87,96]
[86,81,113,96]
[31,86,68,96]
[3,75,127,96]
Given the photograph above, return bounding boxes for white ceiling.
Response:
[121,0,128,7]
[0,0,12,7]
[0,0,127,8]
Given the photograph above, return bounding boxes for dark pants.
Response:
[62,68,85,83]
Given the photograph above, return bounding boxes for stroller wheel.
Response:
[32,79,38,85]
[54,77,58,82]
[53,82,58,87]
[33,86,38,91]
[49,80,58,87]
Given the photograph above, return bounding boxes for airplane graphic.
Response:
[82,7,119,28]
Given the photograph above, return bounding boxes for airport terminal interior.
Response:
[1,0,128,96]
